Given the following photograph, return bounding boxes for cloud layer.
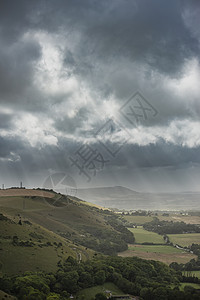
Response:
[0,0,199,191]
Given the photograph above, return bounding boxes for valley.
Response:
[1,189,200,299]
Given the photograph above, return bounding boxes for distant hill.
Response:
[77,185,138,198]
[77,186,200,210]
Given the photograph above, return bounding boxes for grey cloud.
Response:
[0,113,14,129]
[60,0,199,77]
[0,135,26,158]
[55,107,91,134]
[0,36,41,104]
[0,0,199,191]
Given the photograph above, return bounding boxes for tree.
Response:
[78,271,93,288]
[60,271,79,293]
[94,270,106,285]
[140,287,154,300]
[95,293,107,300]
[152,287,168,300]
[46,292,60,299]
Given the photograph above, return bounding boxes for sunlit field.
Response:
[128,226,165,244]
[168,233,200,247]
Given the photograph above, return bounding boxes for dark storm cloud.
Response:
[113,142,200,169]
[0,135,25,158]
[0,113,14,129]
[0,0,199,111]
[56,0,199,76]
[0,37,41,102]
[0,0,36,40]
[0,0,199,190]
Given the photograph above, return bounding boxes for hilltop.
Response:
[0,189,134,275]
[0,188,55,198]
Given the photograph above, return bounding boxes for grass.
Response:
[0,196,50,211]
[119,244,197,265]
[128,244,182,253]
[128,227,164,244]
[168,233,200,247]
[158,214,200,225]
[77,198,109,211]
[0,214,93,275]
[0,189,54,198]
[0,192,119,250]
[124,213,200,225]
[182,270,200,278]
[0,192,133,274]
[76,282,125,300]
[124,215,154,225]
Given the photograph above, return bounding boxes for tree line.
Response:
[143,218,200,235]
[1,256,200,299]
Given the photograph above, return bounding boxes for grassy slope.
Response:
[0,214,93,275]
[1,193,132,255]
[168,233,200,247]
[128,227,164,244]
[0,193,111,240]
[0,190,132,274]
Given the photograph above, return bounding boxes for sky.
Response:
[0,0,200,192]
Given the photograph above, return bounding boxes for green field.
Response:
[119,244,197,265]
[128,244,183,254]
[128,227,164,244]
[124,215,154,225]
[182,270,200,278]
[120,225,198,264]
[76,282,125,300]
[168,233,200,247]
[124,213,200,225]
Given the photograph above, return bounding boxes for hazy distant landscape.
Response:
[77,186,200,210]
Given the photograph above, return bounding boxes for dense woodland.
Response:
[1,255,200,300]
[60,209,135,255]
[143,218,200,235]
